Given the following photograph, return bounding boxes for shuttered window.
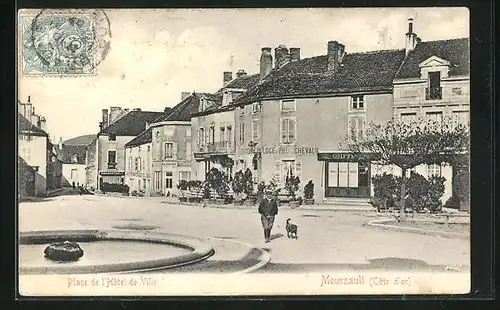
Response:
[348,116,365,140]
[273,160,281,185]
[280,117,296,144]
[164,143,173,158]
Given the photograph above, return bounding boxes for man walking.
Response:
[258,190,278,243]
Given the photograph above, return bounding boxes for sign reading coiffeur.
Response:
[240,145,319,155]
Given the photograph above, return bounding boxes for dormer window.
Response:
[426,71,442,100]
[252,102,261,114]
[108,134,116,141]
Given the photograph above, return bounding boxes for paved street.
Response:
[19,194,470,273]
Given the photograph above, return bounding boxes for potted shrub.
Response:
[242,168,255,206]
[371,173,399,212]
[177,180,188,202]
[202,181,211,204]
[189,180,203,203]
[428,175,446,213]
[285,174,301,208]
[122,184,130,196]
[232,170,244,205]
[215,171,229,205]
[303,180,315,205]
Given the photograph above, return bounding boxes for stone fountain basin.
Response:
[19,230,214,275]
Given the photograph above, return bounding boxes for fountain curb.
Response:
[366,218,469,239]
[19,230,214,275]
[206,237,271,274]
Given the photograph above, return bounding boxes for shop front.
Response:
[99,171,125,189]
[318,152,371,198]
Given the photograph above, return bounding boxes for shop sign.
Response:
[241,145,319,155]
[317,152,379,162]
[100,171,125,176]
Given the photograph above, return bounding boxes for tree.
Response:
[341,117,469,218]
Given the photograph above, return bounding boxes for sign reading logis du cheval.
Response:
[241,145,319,155]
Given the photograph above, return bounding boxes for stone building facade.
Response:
[234,42,405,203]
[85,108,162,190]
[191,71,259,181]
[391,19,469,206]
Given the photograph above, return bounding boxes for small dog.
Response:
[286,218,298,239]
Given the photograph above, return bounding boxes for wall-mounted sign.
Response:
[317,152,379,162]
[241,145,319,155]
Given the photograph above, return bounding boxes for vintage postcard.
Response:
[17,8,470,296]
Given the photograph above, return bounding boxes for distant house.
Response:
[59,143,88,187]
[149,93,214,197]
[18,113,49,196]
[85,108,163,191]
[191,70,259,181]
[124,126,154,196]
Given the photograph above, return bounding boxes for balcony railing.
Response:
[425,87,443,100]
[198,142,234,154]
[107,162,117,169]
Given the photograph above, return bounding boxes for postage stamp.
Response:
[18,9,111,77]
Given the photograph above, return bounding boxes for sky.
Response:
[18,8,469,141]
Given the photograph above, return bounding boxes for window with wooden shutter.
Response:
[274,160,281,186]
[173,143,178,159]
[295,160,302,182]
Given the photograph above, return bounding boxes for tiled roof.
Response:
[191,75,260,117]
[234,49,406,104]
[63,134,96,146]
[60,144,87,164]
[99,110,163,136]
[124,127,153,148]
[216,74,260,93]
[18,113,48,137]
[154,92,222,122]
[395,38,469,80]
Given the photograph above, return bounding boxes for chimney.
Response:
[338,44,345,62]
[236,69,247,78]
[181,92,191,101]
[101,109,109,129]
[328,41,341,72]
[28,96,31,103]
[405,18,418,56]
[289,48,301,62]
[274,45,290,69]
[109,107,123,124]
[39,117,47,131]
[260,47,273,81]
[59,137,63,150]
[164,107,171,113]
[223,72,233,86]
